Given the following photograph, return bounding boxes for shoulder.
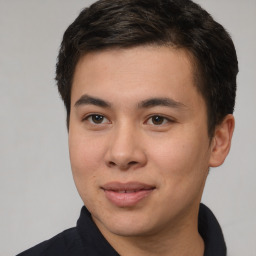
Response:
[17,227,84,256]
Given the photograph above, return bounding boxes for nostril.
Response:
[109,161,116,167]
[129,161,138,166]
[107,160,138,169]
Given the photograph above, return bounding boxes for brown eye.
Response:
[91,115,104,124]
[148,115,169,125]
[85,114,109,124]
[152,116,165,125]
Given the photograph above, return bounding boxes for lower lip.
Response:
[103,189,154,207]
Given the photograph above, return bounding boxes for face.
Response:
[69,46,214,238]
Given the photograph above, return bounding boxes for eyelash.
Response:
[83,114,110,125]
[83,114,174,126]
[146,115,174,126]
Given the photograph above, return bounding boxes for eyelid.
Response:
[82,113,111,124]
[81,113,175,126]
[145,114,175,125]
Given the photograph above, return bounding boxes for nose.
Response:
[104,123,147,170]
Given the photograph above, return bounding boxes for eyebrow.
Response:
[138,97,187,109]
[74,94,111,108]
[74,94,186,110]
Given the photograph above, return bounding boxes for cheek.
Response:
[68,133,107,207]
[148,136,210,213]
[69,132,106,180]
[148,131,210,184]
[149,138,195,174]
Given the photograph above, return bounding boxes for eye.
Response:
[146,115,171,125]
[84,114,110,124]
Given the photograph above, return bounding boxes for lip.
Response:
[101,182,156,207]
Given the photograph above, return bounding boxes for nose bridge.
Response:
[105,120,146,169]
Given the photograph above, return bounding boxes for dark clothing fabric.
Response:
[17,203,226,256]
[198,204,226,256]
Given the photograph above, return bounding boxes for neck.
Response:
[113,228,204,256]
[93,208,205,256]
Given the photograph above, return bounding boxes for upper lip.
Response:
[101,182,156,192]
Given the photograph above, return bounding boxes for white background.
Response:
[0,0,255,255]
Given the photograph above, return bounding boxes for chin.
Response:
[92,209,162,238]
[105,222,154,237]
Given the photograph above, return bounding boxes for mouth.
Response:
[101,182,156,207]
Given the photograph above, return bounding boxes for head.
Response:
[55,0,238,251]
[56,0,238,138]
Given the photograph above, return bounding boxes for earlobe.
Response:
[209,114,235,167]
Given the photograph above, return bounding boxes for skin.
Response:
[69,46,234,256]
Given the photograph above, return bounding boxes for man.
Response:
[18,0,238,255]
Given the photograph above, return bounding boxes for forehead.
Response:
[71,46,203,109]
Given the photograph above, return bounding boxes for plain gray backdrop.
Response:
[0,0,255,255]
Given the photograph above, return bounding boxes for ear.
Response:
[209,114,235,167]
